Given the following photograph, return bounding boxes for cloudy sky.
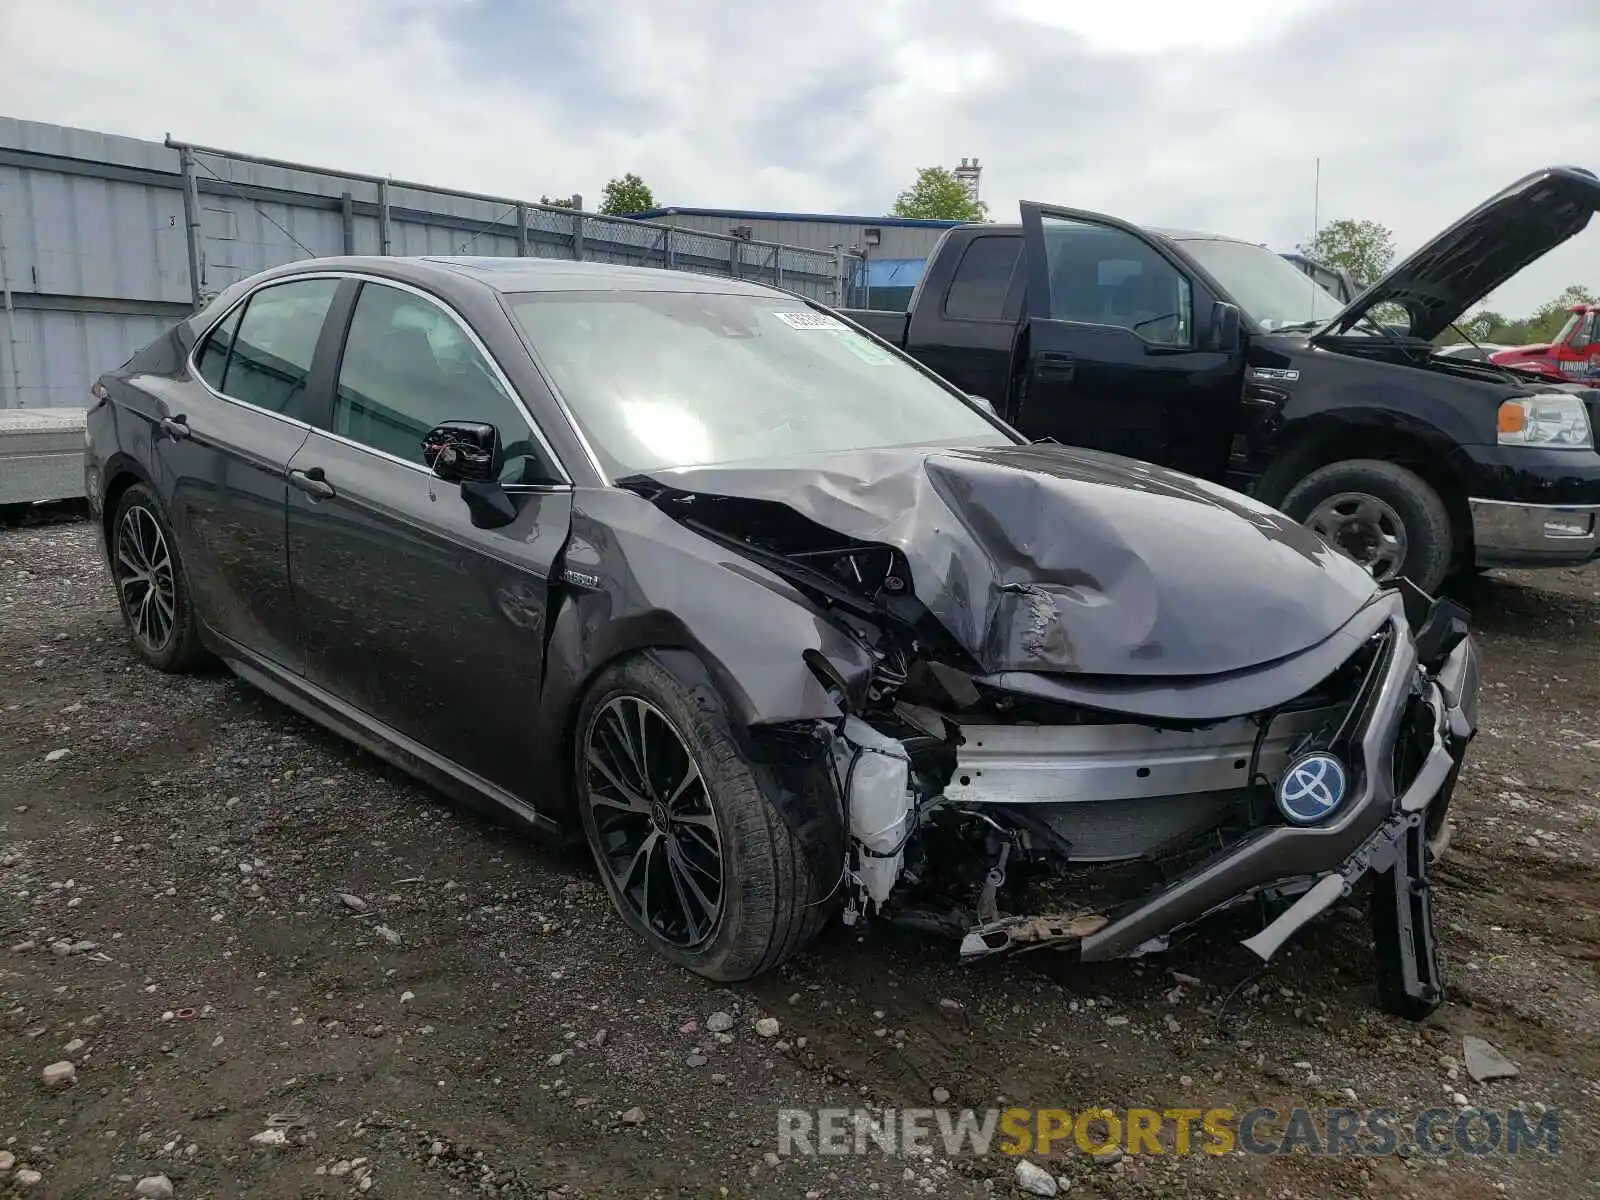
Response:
[3,0,1597,316]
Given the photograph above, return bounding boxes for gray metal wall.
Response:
[637,211,953,260]
[0,118,866,409]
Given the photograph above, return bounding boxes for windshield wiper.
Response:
[1352,312,1405,344]
[1443,321,1544,388]
[1267,320,1325,334]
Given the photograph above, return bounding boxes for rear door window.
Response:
[195,278,339,421]
[943,236,1022,321]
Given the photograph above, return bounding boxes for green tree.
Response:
[888,166,988,222]
[1297,218,1396,288]
[599,173,656,216]
[1461,284,1596,347]
[1532,284,1597,325]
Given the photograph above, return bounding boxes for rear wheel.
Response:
[110,483,207,672]
[1281,459,1453,594]
[574,654,829,981]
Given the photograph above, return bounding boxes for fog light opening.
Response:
[1541,513,1593,539]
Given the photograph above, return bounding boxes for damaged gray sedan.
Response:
[86,256,1478,1019]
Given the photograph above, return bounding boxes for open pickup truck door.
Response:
[1015,202,1248,481]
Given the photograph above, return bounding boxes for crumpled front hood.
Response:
[637,443,1379,678]
[1321,166,1600,344]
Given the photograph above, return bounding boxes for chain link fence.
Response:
[523,206,863,302]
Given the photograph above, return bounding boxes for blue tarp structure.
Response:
[857,259,934,286]
[854,257,927,288]
[851,257,927,311]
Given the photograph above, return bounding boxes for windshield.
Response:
[508,290,1011,475]
[1553,311,1583,346]
[1178,237,1349,332]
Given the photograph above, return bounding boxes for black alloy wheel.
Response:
[115,503,178,655]
[581,694,726,948]
[109,483,207,672]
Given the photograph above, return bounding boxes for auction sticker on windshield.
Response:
[773,311,848,330]
[829,330,895,365]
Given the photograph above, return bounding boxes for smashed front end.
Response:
[812,582,1477,1019]
[629,445,1480,1018]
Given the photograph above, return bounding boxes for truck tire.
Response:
[1280,459,1453,594]
[573,653,830,982]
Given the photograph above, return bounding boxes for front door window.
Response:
[333,283,553,483]
[1037,216,1193,348]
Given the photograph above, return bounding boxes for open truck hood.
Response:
[1320,166,1600,343]
[636,443,1379,678]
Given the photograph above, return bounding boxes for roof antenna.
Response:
[1312,156,1320,240]
[1309,156,1321,308]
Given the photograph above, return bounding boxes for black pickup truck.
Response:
[844,166,1600,593]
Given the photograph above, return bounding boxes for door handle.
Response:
[288,466,336,499]
[1033,351,1076,383]
[159,414,190,441]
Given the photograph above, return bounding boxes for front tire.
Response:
[574,654,828,981]
[109,483,207,672]
[1281,459,1453,594]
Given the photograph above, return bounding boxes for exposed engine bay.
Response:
[625,444,1480,1018]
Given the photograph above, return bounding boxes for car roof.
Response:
[1153,228,1259,245]
[948,222,1259,248]
[268,254,790,298]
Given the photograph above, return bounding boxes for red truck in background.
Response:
[1490,303,1600,383]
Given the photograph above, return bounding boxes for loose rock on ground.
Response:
[1,509,1597,1199]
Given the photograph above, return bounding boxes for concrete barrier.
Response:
[0,408,87,507]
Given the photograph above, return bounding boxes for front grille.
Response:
[998,788,1251,862]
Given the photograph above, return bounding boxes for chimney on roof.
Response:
[953,157,982,203]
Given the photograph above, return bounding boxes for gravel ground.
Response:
[1,505,1596,1199]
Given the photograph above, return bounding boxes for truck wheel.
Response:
[573,653,830,982]
[1281,460,1452,593]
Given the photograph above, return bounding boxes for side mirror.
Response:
[459,479,518,529]
[422,421,516,530]
[422,420,503,483]
[1208,301,1242,353]
[967,393,998,416]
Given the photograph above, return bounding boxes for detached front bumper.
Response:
[953,591,1478,1018]
[1470,497,1600,568]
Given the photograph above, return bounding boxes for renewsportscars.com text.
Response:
[776,1105,1561,1158]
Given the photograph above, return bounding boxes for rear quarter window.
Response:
[943,236,1022,321]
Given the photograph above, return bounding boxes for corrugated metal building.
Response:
[0,118,866,409]
[0,120,195,409]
